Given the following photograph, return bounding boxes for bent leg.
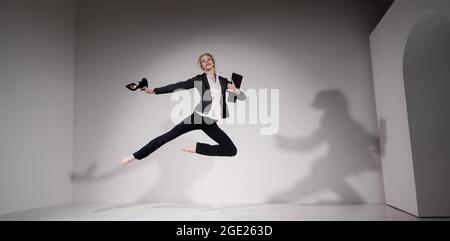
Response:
[197,123,237,157]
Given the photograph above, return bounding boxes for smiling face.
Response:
[199,53,216,72]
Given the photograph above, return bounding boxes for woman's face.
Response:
[200,55,215,71]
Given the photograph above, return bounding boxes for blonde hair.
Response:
[198,53,216,71]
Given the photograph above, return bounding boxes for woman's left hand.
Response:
[227,80,237,92]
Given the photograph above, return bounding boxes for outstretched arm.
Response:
[152,76,198,95]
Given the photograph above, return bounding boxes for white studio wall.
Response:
[371,0,450,217]
[73,0,389,205]
[0,0,76,215]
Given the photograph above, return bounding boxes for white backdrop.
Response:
[72,0,388,204]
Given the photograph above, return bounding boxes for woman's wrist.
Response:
[145,87,155,94]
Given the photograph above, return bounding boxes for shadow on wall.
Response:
[378,118,387,158]
[71,120,214,211]
[270,89,383,204]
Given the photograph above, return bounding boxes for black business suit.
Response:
[133,73,246,159]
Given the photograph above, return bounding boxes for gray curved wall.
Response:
[404,12,450,217]
[371,0,450,217]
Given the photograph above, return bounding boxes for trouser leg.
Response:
[133,116,198,160]
[196,123,237,157]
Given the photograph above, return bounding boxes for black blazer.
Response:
[154,73,246,119]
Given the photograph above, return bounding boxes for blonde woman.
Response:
[121,53,246,165]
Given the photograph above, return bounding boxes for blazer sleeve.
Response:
[226,88,247,102]
[232,89,247,101]
[154,76,198,95]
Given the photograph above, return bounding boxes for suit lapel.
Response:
[219,76,228,92]
[201,73,210,90]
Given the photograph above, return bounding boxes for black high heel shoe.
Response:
[125,78,148,91]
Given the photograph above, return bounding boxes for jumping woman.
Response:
[120,53,246,165]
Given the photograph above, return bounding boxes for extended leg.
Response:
[133,120,198,160]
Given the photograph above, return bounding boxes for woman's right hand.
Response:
[143,87,155,94]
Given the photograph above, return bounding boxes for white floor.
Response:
[0,202,429,221]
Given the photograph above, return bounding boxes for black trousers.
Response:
[133,112,237,160]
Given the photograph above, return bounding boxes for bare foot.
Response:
[182,145,196,154]
[120,155,136,166]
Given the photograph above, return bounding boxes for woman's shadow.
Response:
[271,90,383,204]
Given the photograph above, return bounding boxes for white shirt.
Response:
[197,73,223,120]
